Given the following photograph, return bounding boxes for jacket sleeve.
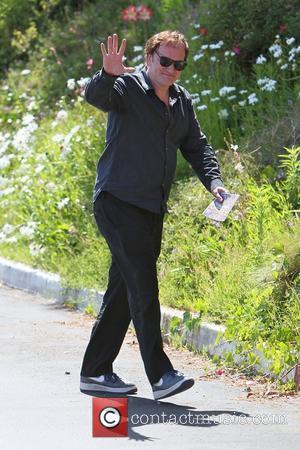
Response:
[179,96,224,192]
[84,68,128,112]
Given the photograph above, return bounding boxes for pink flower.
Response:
[86,57,93,69]
[136,5,152,21]
[215,369,225,376]
[279,24,286,33]
[122,5,138,22]
[233,45,241,55]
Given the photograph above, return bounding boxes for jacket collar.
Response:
[140,68,180,97]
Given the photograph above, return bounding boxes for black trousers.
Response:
[80,191,173,384]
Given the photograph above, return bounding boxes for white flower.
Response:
[280,64,288,70]
[239,89,248,94]
[286,37,295,45]
[132,54,143,63]
[192,97,201,104]
[57,197,69,209]
[191,35,200,40]
[269,43,282,58]
[67,78,76,90]
[219,86,236,96]
[231,144,239,151]
[26,122,38,133]
[28,100,37,111]
[56,109,68,121]
[0,186,15,197]
[209,41,224,49]
[197,105,207,111]
[201,90,211,96]
[1,224,15,235]
[29,243,45,256]
[256,55,267,64]
[0,175,7,187]
[133,45,143,52]
[20,175,30,184]
[0,232,7,243]
[257,77,277,92]
[20,221,37,238]
[238,100,246,106]
[12,116,38,153]
[224,50,230,56]
[218,109,229,119]
[235,162,244,172]
[77,77,90,88]
[228,95,237,101]
[210,56,217,62]
[52,133,65,144]
[35,164,44,174]
[210,97,220,102]
[193,53,204,61]
[21,69,31,75]
[0,140,10,156]
[288,46,300,62]
[6,236,18,243]
[0,155,13,169]
[86,117,94,126]
[22,114,35,126]
[201,45,209,50]
[46,182,56,191]
[61,125,81,158]
[248,93,258,105]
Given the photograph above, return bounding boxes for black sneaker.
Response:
[80,372,137,396]
[152,369,194,400]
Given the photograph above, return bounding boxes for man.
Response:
[80,31,227,401]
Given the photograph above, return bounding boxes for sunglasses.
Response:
[154,49,187,71]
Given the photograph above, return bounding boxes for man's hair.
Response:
[144,30,189,65]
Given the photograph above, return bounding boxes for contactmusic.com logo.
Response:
[92,398,128,437]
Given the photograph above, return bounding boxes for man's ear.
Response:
[146,53,153,68]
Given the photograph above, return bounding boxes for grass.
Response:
[0,0,299,381]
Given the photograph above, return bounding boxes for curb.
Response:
[0,256,296,383]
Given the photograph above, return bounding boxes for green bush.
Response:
[0,0,92,73]
[199,0,300,69]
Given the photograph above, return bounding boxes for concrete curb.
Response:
[0,256,296,383]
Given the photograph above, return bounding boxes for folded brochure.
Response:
[203,192,240,222]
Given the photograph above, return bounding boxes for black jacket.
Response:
[85,68,224,214]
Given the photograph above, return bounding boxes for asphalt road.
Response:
[0,284,299,450]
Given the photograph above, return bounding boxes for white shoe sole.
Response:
[153,377,194,400]
[80,382,137,394]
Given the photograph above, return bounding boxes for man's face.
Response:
[146,42,186,90]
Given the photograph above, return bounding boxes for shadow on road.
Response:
[127,396,250,441]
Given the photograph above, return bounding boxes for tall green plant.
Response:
[278,146,300,210]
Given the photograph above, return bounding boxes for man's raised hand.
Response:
[100,33,135,76]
